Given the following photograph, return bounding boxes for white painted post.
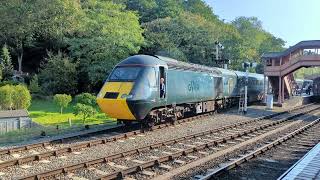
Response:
[244,68,248,114]
[68,118,72,127]
[264,75,266,103]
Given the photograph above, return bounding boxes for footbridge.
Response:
[262,40,320,104]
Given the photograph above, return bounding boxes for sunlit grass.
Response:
[29,99,115,127]
[0,99,116,145]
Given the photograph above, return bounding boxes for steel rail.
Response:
[18,105,319,180]
[0,103,313,156]
[1,104,316,169]
[198,117,320,180]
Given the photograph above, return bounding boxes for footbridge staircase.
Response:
[262,40,320,105]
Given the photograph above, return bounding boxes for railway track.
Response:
[0,103,313,157]
[0,104,313,171]
[9,104,319,179]
[199,116,320,180]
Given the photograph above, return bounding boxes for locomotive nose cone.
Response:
[97,82,136,120]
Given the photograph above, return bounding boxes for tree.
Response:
[142,12,220,65]
[75,93,97,107]
[29,74,41,94]
[67,0,144,91]
[38,52,78,95]
[183,0,218,22]
[12,85,31,110]
[53,94,72,114]
[73,103,96,124]
[0,44,14,80]
[0,0,83,73]
[0,85,13,110]
[123,0,183,22]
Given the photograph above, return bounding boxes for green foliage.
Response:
[0,66,2,81]
[124,0,184,22]
[294,67,320,79]
[0,85,13,110]
[39,52,78,95]
[53,94,72,114]
[0,84,31,110]
[143,12,221,65]
[66,0,144,91]
[12,85,31,110]
[183,0,218,22]
[0,0,286,95]
[73,103,97,124]
[29,99,113,127]
[0,44,14,80]
[0,0,83,72]
[29,74,41,94]
[231,17,285,67]
[75,93,97,107]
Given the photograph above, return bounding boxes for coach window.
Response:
[148,67,157,87]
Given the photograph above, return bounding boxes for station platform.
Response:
[278,143,320,180]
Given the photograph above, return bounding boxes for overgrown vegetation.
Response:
[0,0,285,95]
[0,84,31,110]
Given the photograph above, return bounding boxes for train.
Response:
[97,55,265,126]
[295,79,313,95]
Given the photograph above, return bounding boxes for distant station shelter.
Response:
[262,40,320,105]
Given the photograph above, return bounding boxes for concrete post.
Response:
[278,76,282,104]
[282,76,285,103]
[263,75,266,103]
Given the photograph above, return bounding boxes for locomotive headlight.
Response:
[121,94,133,99]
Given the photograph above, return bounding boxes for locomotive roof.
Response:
[117,55,168,67]
[156,55,223,75]
[117,55,263,78]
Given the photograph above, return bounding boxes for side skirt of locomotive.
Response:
[144,96,240,127]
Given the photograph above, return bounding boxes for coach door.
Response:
[159,66,167,103]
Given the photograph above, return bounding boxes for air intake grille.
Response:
[104,92,119,99]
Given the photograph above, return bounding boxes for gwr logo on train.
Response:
[188,80,200,92]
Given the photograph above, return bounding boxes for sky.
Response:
[206,0,320,47]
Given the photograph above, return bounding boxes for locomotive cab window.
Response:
[109,66,142,82]
[159,66,166,98]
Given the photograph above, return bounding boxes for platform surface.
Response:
[278,143,320,180]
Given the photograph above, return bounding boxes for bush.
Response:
[29,74,41,94]
[75,93,97,107]
[53,94,72,114]
[0,85,13,110]
[0,84,31,110]
[12,85,32,110]
[73,103,96,124]
[39,52,78,95]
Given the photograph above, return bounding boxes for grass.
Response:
[0,99,116,145]
[29,99,115,127]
